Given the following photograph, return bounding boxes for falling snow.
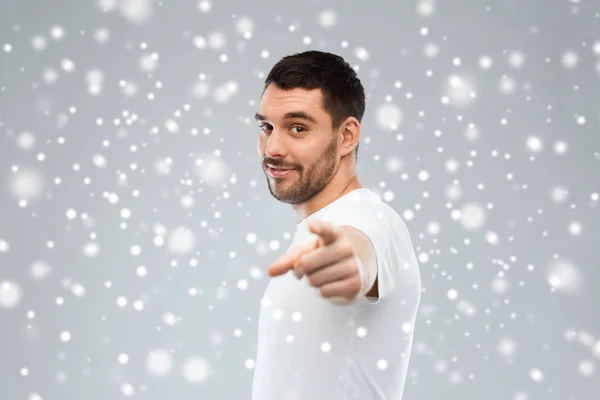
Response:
[0,0,599,399]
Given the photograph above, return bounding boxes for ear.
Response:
[338,117,360,158]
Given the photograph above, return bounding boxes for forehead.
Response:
[257,85,327,122]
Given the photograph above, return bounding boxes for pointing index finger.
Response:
[268,240,317,277]
[308,220,340,246]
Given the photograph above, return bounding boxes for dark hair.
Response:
[262,50,365,161]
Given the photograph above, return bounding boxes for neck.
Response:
[292,162,362,224]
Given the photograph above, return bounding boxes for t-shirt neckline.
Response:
[296,187,372,227]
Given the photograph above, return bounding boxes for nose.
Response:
[263,129,288,159]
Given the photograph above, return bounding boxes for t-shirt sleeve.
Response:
[326,201,421,305]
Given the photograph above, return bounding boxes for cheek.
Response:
[256,141,265,156]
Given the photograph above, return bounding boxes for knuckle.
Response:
[339,242,354,257]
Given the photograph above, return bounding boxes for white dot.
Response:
[246,232,257,244]
[554,140,568,154]
[193,35,207,49]
[0,239,9,253]
[208,32,226,49]
[355,47,369,61]
[529,368,544,382]
[0,281,22,308]
[320,342,332,352]
[579,360,596,377]
[423,42,440,58]
[197,0,212,13]
[508,51,525,68]
[356,326,367,338]
[416,0,435,16]
[491,277,509,294]
[550,186,569,204]
[499,76,516,94]
[318,9,338,29]
[427,222,441,235]
[61,58,76,72]
[31,35,48,51]
[460,202,486,230]
[546,259,582,294]
[60,331,71,342]
[83,242,100,257]
[135,266,148,276]
[50,26,65,40]
[562,50,579,68]
[479,55,493,69]
[29,260,52,280]
[497,338,517,357]
[448,289,458,300]
[146,349,173,376]
[375,103,402,130]
[235,16,254,37]
[16,131,37,150]
[291,311,302,322]
[385,157,403,173]
[568,221,582,236]
[182,356,211,383]
[4,43,12,52]
[94,28,111,44]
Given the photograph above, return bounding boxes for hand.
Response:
[267,220,365,303]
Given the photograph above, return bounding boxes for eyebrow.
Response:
[254,111,318,124]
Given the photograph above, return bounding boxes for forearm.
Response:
[341,225,378,298]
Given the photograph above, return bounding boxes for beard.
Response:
[263,135,338,205]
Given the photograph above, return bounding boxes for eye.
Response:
[291,126,306,134]
[258,124,306,134]
[259,123,273,133]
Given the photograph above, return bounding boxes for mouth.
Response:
[266,165,296,178]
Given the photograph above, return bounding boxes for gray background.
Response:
[1,0,599,399]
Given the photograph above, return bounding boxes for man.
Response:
[251,50,422,400]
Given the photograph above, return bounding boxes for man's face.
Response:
[255,84,339,205]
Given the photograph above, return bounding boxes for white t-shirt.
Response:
[252,188,422,400]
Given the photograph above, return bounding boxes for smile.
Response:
[267,167,296,178]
